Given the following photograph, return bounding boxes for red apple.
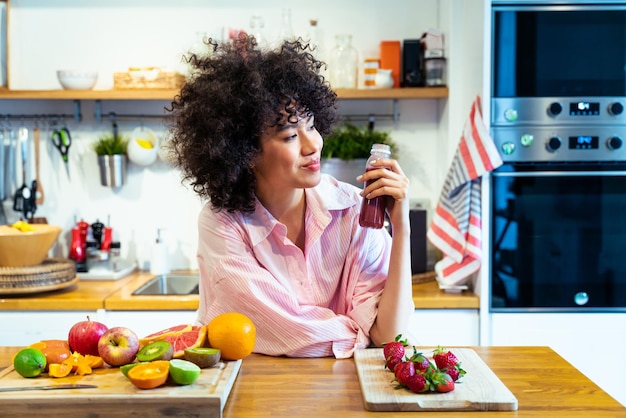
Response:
[68,316,109,356]
[98,326,140,366]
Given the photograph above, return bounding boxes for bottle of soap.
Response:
[150,228,170,275]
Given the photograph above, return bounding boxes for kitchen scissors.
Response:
[51,126,72,178]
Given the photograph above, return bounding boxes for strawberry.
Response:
[433,346,460,370]
[409,351,432,374]
[445,364,466,382]
[432,346,465,382]
[382,334,407,371]
[430,371,455,393]
[405,372,429,393]
[393,360,415,387]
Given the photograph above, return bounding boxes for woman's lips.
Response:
[303,159,321,171]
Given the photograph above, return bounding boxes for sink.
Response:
[132,273,199,296]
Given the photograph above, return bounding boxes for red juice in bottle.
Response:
[359,143,391,229]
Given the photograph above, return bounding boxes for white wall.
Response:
[0,0,484,271]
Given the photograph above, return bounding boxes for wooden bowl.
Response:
[0,225,62,267]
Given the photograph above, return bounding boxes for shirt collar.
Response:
[244,174,358,246]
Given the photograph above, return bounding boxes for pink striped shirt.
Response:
[195,174,392,359]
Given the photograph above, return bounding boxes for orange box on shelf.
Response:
[379,40,401,88]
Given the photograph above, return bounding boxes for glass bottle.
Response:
[359,144,391,229]
[278,8,295,42]
[305,18,321,59]
[249,15,267,48]
[330,34,359,89]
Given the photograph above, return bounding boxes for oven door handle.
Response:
[492,170,626,177]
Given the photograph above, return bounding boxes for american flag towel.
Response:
[427,96,503,286]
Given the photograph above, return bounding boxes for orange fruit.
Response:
[48,363,73,378]
[62,352,93,376]
[207,312,256,360]
[29,341,72,369]
[127,360,170,389]
[140,325,206,359]
[84,355,104,369]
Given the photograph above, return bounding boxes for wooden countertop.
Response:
[0,271,478,311]
[223,346,624,417]
[0,346,622,417]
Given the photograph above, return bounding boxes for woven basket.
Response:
[114,71,186,90]
[0,258,77,294]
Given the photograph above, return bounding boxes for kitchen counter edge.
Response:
[0,271,479,311]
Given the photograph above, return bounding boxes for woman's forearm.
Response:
[369,225,415,346]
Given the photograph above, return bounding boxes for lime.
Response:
[13,348,47,378]
[184,347,221,369]
[168,359,201,385]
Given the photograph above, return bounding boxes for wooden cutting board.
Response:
[0,359,241,418]
[354,347,518,412]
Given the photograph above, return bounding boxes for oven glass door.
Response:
[492,6,626,97]
[491,165,626,311]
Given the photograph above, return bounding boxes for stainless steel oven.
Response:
[489,1,626,312]
[492,1,626,126]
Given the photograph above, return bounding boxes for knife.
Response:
[0,384,97,392]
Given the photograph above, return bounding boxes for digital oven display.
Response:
[569,136,599,149]
[569,102,600,116]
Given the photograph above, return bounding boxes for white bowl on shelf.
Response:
[57,70,99,90]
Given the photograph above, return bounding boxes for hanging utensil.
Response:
[12,126,30,217]
[34,126,44,205]
[51,125,71,179]
[6,126,16,200]
[0,127,5,202]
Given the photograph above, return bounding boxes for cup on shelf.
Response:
[127,126,158,166]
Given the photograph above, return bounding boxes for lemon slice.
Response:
[135,139,154,149]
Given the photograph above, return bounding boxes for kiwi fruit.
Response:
[183,347,221,368]
[136,341,174,362]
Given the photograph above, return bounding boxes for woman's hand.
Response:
[358,158,410,229]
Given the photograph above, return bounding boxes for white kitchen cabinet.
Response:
[101,311,198,339]
[0,311,102,346]
[409,309,479,346]
[488,313,626,407]
[0,310,197,347]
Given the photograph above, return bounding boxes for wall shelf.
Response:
[0,86,449,101]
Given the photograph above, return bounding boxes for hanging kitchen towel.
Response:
[427,96,503,286]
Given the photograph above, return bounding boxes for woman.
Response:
[167,35,414,358]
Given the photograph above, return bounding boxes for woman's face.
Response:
[253,112,323,194]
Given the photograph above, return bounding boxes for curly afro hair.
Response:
[167,35,339,213]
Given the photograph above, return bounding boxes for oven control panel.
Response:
[492,97,626,126]
[491,126,626,162]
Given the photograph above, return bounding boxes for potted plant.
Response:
[321,122,398,187]
[92,134,129,188]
